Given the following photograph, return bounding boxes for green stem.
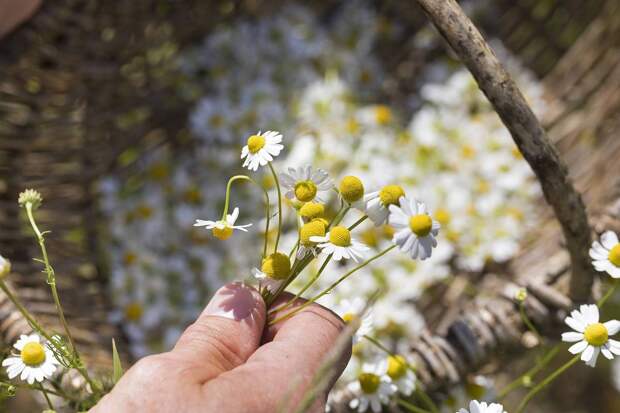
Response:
[25,205,99,393]
[329,206,351,229]
[268,163,283,252]
[515,354,580,413]
[270,254,333,316]
[397,398,432,413]
[519,301,541,342]
[498,345,560,400]
[0,281,54,344]
[598,278,618,307]
[348,215,368,230]
[26,203,78,356]
[269,245,396,325]
[38,382,54,410]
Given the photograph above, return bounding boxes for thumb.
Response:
[172,282,266,382]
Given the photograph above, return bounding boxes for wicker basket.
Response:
[1,0,619,410]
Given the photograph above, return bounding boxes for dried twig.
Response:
[414,0,593,302]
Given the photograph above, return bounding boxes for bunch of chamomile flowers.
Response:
[194,130,441,311]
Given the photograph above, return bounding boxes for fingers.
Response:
[172,282,266,382]
[204,293,351,412]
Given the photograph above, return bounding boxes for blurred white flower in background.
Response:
[100,0,550,406]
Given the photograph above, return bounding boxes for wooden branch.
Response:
[414,0,593,302]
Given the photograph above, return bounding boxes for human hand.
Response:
[92,282,351,413]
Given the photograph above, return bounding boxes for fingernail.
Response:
[204,282,263,321]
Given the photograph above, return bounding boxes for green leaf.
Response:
[112,339,123,383]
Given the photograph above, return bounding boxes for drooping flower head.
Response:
[241,130,284,171]
[590,230,620,278]
[193,207,252,240]
[280,166,333,203]
[388,198,440,260]
[562,304,620,367]
[2,334,60,384]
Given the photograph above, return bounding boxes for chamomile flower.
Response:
[339,176,365,209]
[333,297,373,343]
[2,334,60,384]
[348,363,396,413]
[562,304,620,367]
[297,219,327,259]
[252,252,291,294]
[364,184,406,225]
[380,355,416,396]
[240,131,284,171]
[280,165,333,203]
[310,226,369,262]
[193,207,252,240]
[457,400,507,413]
[389,198,440,260]
[589,230,620,278]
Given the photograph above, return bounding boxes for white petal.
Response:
[601,231,619,249]
[564,316,586,333]
[561,332,584,342]
[605,320,620,335]
[568,340,588,354]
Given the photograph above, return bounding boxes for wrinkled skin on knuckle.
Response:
[179,321,246,370]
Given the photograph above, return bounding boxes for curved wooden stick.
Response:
[414,0,593,302]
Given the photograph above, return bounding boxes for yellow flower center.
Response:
[247,134,266,154]
[435,208,450,226]
[136,204,153,219]
[299,202,325,219]
[584,323,608,346]
[382,225,395,239]
[209,114,224,127]
[21,342,46,366]
[342,312,357,324]
[294,181,318,202]
[148,163,170,180]
[359,373,381,394]
[339,176,365,203]
[476,179,490,194]
[125,302,143,321]
[608,244,620,267]
[123,252,137,266]
[300,221,326,246]
[361,228,378,248]
[312,218,329,228]
[379,185,405,207]
[409,214,432,237]
[512,146,523,159]
[346,118,360,134]
[329,226,351,247]
[212,225,233,240]
[184,188,202,204]
[261,253,291,280]
[374,105,392,125]
[386,355,407,380]
[461,145,475,159]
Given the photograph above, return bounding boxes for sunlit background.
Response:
[1,0,619,411]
